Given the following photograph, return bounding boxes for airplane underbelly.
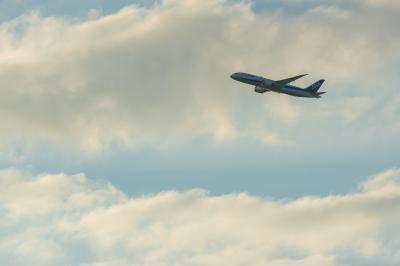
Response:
[282,88,310,97]
[264,85,283,93]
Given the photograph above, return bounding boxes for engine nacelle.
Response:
[254,86,268,93]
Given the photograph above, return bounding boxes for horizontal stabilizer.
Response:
[276,74,308,85]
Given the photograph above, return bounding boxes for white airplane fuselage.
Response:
[230,72,325,98]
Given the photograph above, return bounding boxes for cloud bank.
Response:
[0,168,399,265]
[0,0,398,153]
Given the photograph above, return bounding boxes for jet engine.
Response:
[254,86,269,93]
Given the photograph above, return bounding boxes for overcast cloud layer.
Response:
[0,0,398,154]
[0,167,400,265]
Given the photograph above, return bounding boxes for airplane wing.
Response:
[276,74,308,85]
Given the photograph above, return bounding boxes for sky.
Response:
[0,0,399,265]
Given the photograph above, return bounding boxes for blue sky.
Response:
[0,0,292,20]
[12,132,398,198]
[0,0,155,21]
[0,1,399,265]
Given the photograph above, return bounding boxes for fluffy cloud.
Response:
[0,167,400,265]
[0,0,398,153]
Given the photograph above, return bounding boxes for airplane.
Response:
[230,72,325,98]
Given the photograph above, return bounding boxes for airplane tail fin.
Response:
[306,79,325,93]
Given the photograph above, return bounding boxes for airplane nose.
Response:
[230,73,237,79]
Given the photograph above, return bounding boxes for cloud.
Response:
[366,0,400,8]
[0,167,400,265]
[307,5,351,20]
[255,129,291,146]
[0,0,398,154]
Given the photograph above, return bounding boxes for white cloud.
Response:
[366,0,400,8]
[307,5,351,20]
[0,168,400,265]
[360,167,400,192]
[0,0,398,154]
